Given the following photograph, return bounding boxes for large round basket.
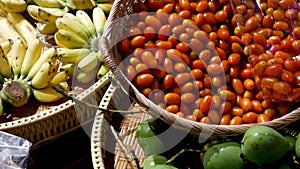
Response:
[100,0,300,139]
[91,83,152,169]
[0,70,112,145]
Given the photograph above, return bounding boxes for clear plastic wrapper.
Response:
[0,131,32,169]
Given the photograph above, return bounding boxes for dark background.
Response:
[28,123,94,169]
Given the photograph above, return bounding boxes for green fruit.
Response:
[295,133,300,159]
[202,141,241,169]
[143,155,168,168]
[284,135,295,152]
[241,126,289,165]
[206,146,244,169]
[136,119,168,156]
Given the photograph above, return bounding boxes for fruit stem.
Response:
[0,79,31,107]
[52,85,150,114]
[110,125,140,169]
[164,149,201,165]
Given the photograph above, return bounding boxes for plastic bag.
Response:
[0,131,32,169]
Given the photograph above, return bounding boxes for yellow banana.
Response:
[7,12,38,44]
[76,71,95,84]
[37,22,57,35]
[54,29,88,49]
[62,12,91,38]
[0,45,12,78]
[75,10,96,37]
[31,61,53,89]
[33,86,64,102]
[27,5,68,23]
[20,38,43,79]
[0,16,24,43]
[97,2,113,14]
[59,63,74,76]
[59,0,96,10]
[32,0,62,8]
[10,38,26,78]
[51,71,68,85]
[77,51,99,73]
[55,16,90,41]
[92,6,106,36]
[25,47,57,81]
[0,0,27,12]
[0,39,13,55]
[56,48,90,63]
[97,64,109,79]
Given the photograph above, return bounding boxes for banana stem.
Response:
[52,85,150,114]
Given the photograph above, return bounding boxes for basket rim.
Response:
[0,71,113,130]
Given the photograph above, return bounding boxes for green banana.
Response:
[51,71,68,85]
[97,2,113,14]
[75,10,96,37]
[33,86,64,102]
[25,47,57,81]
[20,38,43,79]
[77,51,99,73]
[58,0,96,10]
[37,22,57,35]
[92,6,106,36]
[55,16,90,41]
[56,48,91,63]
[32,0,62,8]
[0,0,27,12]
[31,61,53,89]
[27,5,68,23]
[59,63,74,76]
[7,12,38,44]
[10,38,26,79]
[97,64,109,79]
[0,45,12,78]
[61,12,91,38]
[76,71,95,83]
[54,29,88,49]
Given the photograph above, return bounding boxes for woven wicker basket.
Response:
[100,0,300,139]
[0,70,112,145]
[91,84,151,169]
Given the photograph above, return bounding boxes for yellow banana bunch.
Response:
[53,6,109,84]
[31,0,62,8]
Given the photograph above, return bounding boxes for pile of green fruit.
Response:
[136,118,300,169]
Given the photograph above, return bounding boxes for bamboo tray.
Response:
[0,71,113,145]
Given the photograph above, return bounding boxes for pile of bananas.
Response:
[54,6,110,84]
[0,9,70,115]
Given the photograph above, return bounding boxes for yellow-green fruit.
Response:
[33,87,63,102]
[241,126,289,165]
[77,52,99,73]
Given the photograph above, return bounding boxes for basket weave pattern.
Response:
[100,0,300,139]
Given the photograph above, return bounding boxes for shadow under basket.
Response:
[91,83,152,169]
[0,71,113,145]
[99,0,300,139]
